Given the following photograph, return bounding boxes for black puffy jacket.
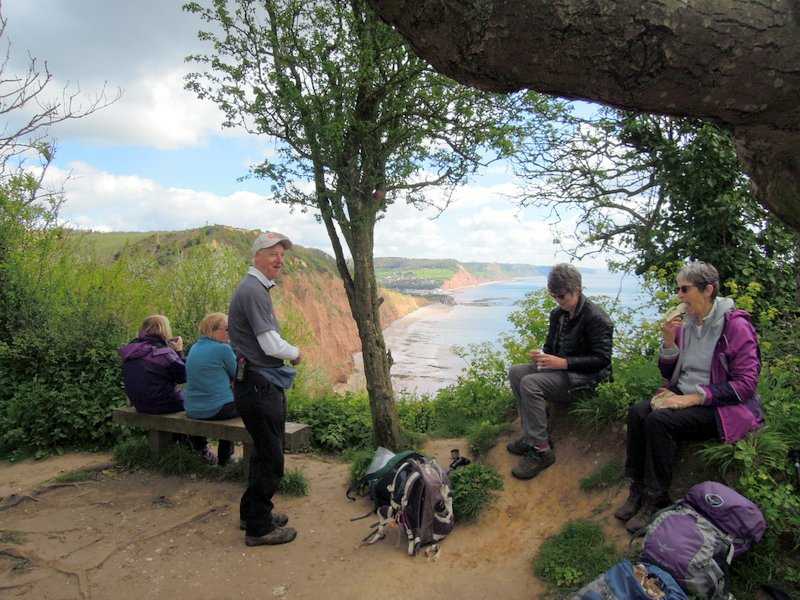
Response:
[543,295,614,384]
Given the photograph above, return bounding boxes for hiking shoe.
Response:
[625,496,670,533]
[245,526,297,546]
[506,437,534,456]
[511,448,555,480]
[614,485,642,522]
[240,512,289,530]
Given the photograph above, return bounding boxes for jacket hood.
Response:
[118,336,164,362]
[688,296,735,327]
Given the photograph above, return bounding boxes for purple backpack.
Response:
[640,481,766,599]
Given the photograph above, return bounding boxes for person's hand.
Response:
[168,336,183,352]
[290,351,302,366]
[530,350,567,370]
[651,391,701,410]
[662,316,682,348]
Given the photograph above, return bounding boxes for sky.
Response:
[4,0,605,267]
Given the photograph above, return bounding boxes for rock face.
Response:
[367,0,800,231]
[275,273,427,383]
[441,265,483,290]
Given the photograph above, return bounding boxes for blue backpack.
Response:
[573,560,688,600]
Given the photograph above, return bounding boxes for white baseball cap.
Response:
[251,231,293,256]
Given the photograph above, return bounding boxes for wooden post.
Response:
[148,430,173,455]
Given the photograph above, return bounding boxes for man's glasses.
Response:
[550,292,568,300]
[675,284,697,294]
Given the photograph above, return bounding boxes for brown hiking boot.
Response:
[511,448,555,480]
[506,437,534,456]
[240,512,289,530]
[245,526,297,546]
[614,485,642,522]
[625,496,670,533]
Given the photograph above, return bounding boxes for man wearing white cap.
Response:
[228,231,301,546]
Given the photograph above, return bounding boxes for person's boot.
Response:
[511,447,555,480]
[245,526,297,546]
[506,437,534,456]
[614,483,642,522]
[625,494,670,533]
[240,512,289,530]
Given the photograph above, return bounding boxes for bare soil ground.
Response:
[0,424,631,600]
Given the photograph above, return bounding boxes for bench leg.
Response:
[242,443,253,480]
[148,430,172,455]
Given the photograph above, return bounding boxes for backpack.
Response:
[640,481,766,600]
[360,456,455,556]
[572,559,688,600]
[346,449,424,508]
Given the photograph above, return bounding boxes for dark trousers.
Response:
[234,373,286,537]
[192,402,239,465]
[625,398,718,498]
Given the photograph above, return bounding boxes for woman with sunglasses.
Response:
[616,261,764,532]
[184,312,239,466]
[507,263,614,480]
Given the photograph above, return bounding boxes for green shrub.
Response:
[287,391,373,452]
[278,469,309,496]
[533,520,620,590]
[344,448,374,486]
[449,462,503,522]
[572,355,661,427]
[466,421,509,456]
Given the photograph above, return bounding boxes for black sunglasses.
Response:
[550,291,568,300]
[676,283,711,294]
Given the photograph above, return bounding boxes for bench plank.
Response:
[112,406,311,452]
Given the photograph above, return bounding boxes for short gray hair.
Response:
[547,263,582,295]
[677,261,720,299]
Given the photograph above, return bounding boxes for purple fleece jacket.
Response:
[659,309,764,443]
[118,335,186,414]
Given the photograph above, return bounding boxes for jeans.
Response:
[234,371,286,537]
[625,398,718,498]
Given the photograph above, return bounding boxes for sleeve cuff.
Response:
[696,384,712,405]
[660,344,679,359]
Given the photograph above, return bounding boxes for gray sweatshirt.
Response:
[660,297,735,395]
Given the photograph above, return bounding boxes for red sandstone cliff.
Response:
[274,273,427,383]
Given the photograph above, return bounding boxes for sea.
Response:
[346,270,652,395]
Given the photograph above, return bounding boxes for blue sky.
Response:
[6,0,606,266]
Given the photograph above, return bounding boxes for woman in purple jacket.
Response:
[119,315,187,414]
[615,261,764,533]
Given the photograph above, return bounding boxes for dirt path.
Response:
[0,427,629,600]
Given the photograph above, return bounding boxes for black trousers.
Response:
[234,372,286,537]
[624,398,718,499]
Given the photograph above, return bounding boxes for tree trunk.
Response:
[367,0,800,231]
[340,216,402,451]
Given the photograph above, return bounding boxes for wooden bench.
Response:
[112,406,311,475]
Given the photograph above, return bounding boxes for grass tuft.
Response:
[533,520,621,591]
[278,469,309,496]
[579,460,625,492]
[449,462,503,522]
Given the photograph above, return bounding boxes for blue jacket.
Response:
[184,336,237,418]
[118,336,186,414]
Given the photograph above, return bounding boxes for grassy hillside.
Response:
[76,225,339,276]
[375,256,545,289]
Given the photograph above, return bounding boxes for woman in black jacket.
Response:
[507,264,614,480]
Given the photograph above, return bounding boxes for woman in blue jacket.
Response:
[185,313,238,466]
